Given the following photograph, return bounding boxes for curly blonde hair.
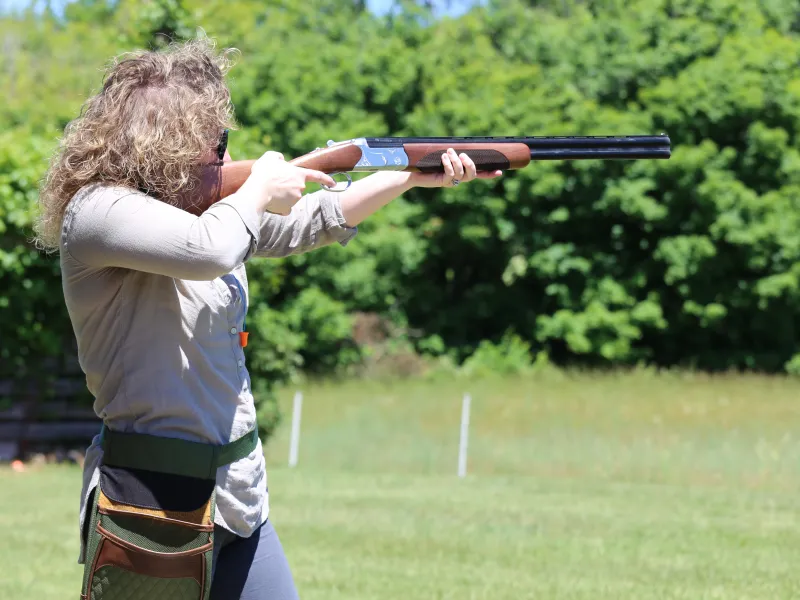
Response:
[35,37,239,252]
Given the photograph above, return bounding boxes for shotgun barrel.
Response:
[365,134,670,147]
[364,134,671,161]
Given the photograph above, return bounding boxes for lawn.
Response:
[1,370,799,599]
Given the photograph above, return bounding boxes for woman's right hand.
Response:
[241,151,337,216]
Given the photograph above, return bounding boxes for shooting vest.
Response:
[80,425,258,600]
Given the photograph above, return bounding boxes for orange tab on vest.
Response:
[239,331,249,348]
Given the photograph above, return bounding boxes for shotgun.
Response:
[197,134,671,211]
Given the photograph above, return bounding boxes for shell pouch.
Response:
[80,464,216,600]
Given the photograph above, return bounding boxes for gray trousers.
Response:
[210,520,300,600]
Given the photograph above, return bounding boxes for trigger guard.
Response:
[322,172,352,193]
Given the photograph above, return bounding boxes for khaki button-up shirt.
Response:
[61,182,357,562]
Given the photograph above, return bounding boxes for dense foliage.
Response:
[2,0,800,438]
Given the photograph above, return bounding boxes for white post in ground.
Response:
[458,393,471,478]
[288,390,303,468]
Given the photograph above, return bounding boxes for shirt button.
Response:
[237,359,243,368]
[230,327,237,335]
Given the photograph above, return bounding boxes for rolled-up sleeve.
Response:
[253,189,358,258]
[62,184,262,280]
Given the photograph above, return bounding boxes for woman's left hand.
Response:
[408,147,503,189]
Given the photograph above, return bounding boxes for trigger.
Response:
[322,172,352,192]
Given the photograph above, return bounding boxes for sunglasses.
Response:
[217,129,229,161]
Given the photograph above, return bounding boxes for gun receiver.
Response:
[197,134,671,212]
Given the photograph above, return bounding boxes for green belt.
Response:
[100,425,259,480]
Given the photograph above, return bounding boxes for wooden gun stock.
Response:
[195,134,670,211]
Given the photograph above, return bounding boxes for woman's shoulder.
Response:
[62,183,147,250]
[64,183,152,232]
[68,182,145,215]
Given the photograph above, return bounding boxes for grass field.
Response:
[2,370,799,599]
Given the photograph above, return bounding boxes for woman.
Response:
[35,38,500,600]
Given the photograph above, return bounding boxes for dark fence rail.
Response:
[0,378,99,462]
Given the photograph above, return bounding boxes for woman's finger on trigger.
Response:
[301,168,336,188]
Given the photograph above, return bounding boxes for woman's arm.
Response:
[63,152,337,278]
[63,184,265,280]
[253,171,416,258]
[252,149,502,259]
[253,189,358,259]
[338,171,416,226]
[250,148,504,259]
[340,148,503,226]
[252,168,416,260]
